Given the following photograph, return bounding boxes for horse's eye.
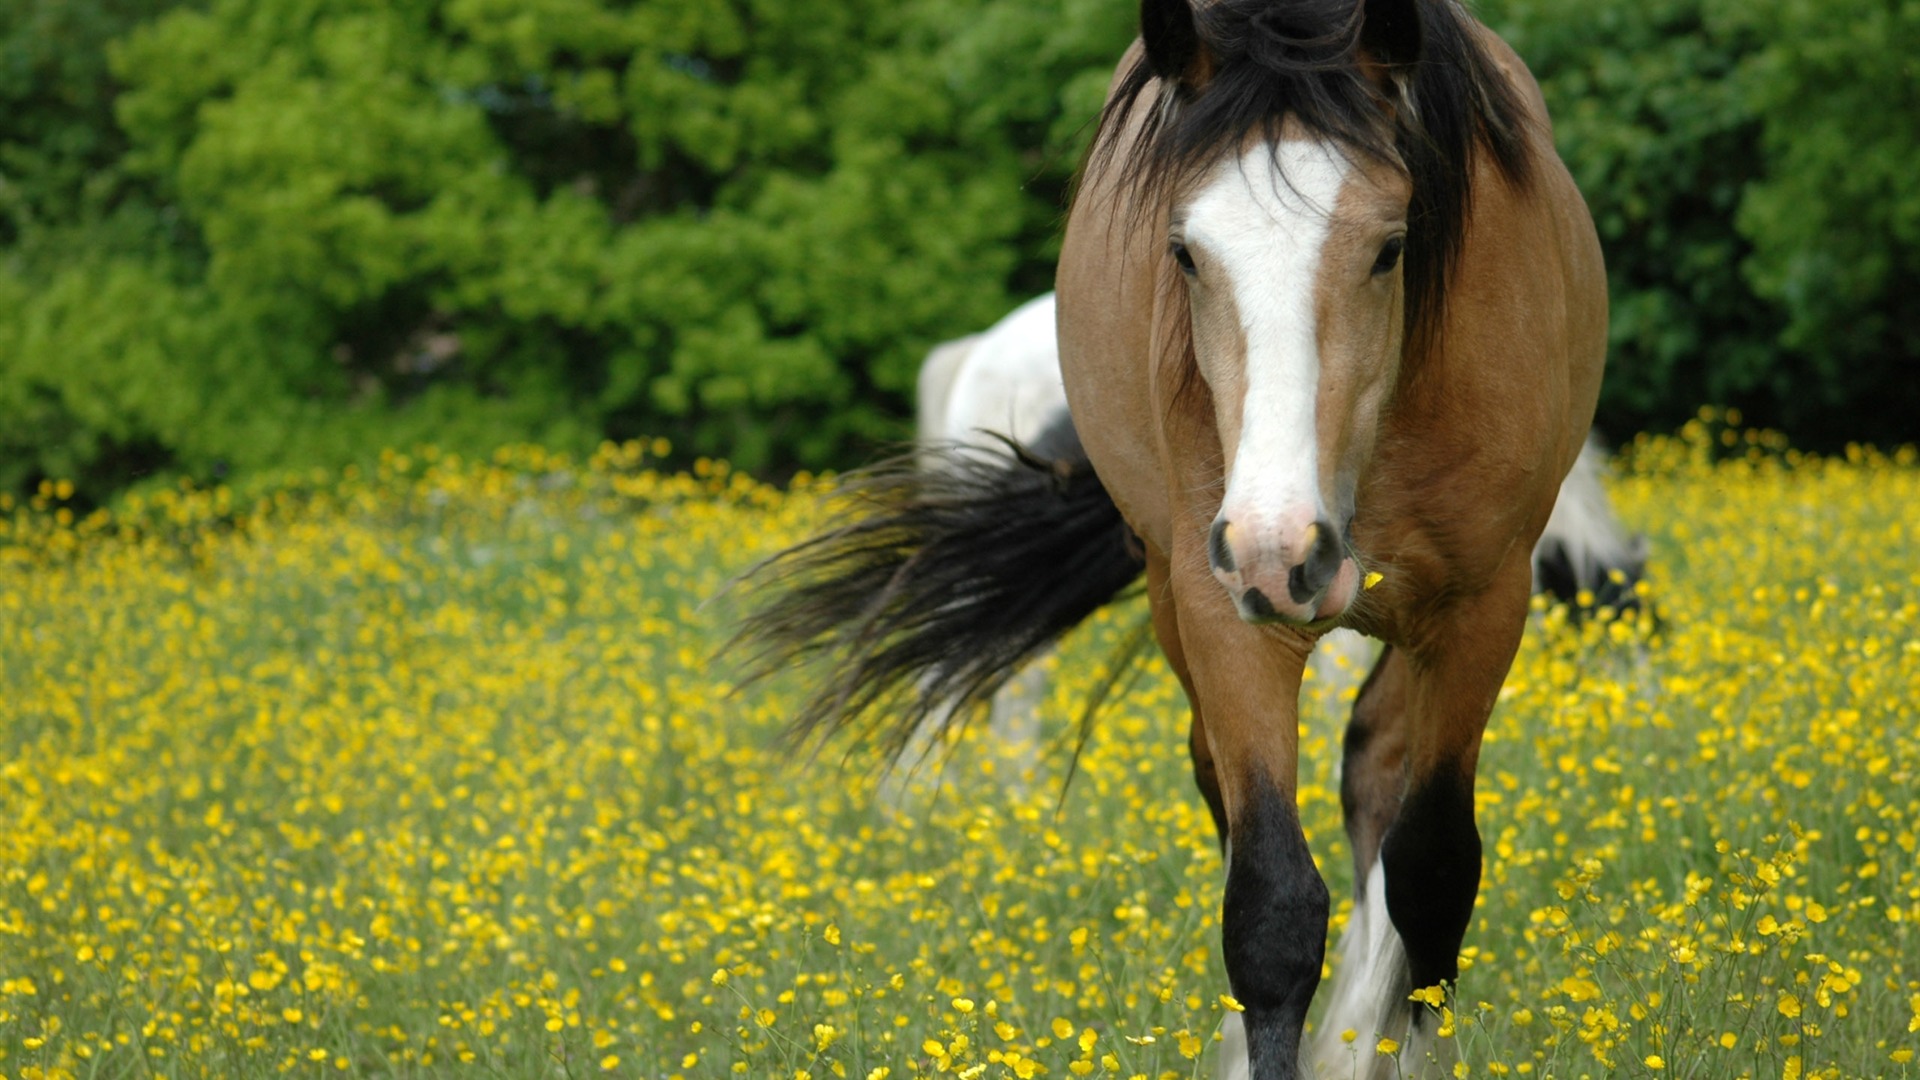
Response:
[1371,236,1405,276]
[1171,242,1197,275]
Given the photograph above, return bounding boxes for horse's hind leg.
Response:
[1312,577,1531,1079]
[1311,647,1413,1078]
[1338,646,1411,875]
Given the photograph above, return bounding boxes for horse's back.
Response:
[917,333,979,459]
[1477,22,1606,430]
[946,293,1066,452]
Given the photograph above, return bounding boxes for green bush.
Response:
[1482,0,1919,447]
[1723,0,1920,443]
[2,0,1120,496]
[0,0,1912,501]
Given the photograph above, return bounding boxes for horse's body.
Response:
[918,293,1066,466]
[741,2,1609,1077]
[1057,1,1605,1075]
[910,293,1635,807]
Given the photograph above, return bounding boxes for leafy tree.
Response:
[0,0,188,493]
[111,0,1047,473]
[1721,0,1920,443]
[1,0,1093,496]
[0,0,1913,502]
[1484,0,1919,447]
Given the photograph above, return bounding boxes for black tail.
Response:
[731,415,1146,761]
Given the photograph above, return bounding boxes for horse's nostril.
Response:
[1242,587,1276,619]
[1287,518,1344,603]
[1287,562,1313,604]
[1209,518,1237,573]
[1309,518,1342,572]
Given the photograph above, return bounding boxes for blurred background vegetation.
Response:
[2,0,1915,500]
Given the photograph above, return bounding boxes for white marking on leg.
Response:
[1309,860,1450,1078]
[876,696,950,815]
[1217,1011,1250,1080]
[985,653,1050,793]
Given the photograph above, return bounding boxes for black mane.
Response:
[1092,0,1534,356]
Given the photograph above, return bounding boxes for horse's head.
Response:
[1126,0,1440,627]
[1177,129,1410,627]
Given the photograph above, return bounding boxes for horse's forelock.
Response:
[1090,0,1535,360]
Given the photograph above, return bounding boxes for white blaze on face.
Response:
[1186,140,1351,544]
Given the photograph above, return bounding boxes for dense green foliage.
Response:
[0,0,1913,498]
[1482,0,1920,448]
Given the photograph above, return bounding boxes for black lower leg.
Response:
[1223,777,1329,1078]
[1379,769,1481,993]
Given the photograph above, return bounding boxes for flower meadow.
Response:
[2,419,1917,1080]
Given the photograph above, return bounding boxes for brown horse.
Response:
[738,0,1604,1076]
[1059,0,1604,1073]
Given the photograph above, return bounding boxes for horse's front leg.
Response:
[1166,548,1326,1080]
[1316,569,1532,1079]
[1146,549,1230,845]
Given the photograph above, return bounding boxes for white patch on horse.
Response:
[1217,1011,1250,1080]
[916,334,978,471]
[929,292,1065,458]
[1307,861,1455,1078]
[1534,434,1643,596]
[1187,140,1350,535]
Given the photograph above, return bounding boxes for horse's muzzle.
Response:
[1208,515,1357,626]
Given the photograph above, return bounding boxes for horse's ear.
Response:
[1141,0,1205,86]
[1359,0,1424,71]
